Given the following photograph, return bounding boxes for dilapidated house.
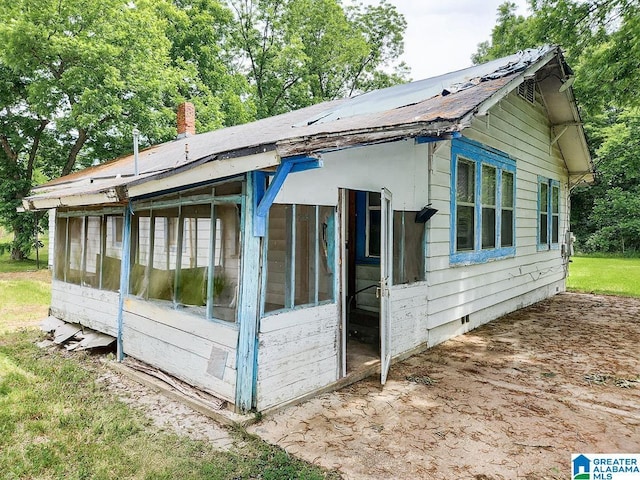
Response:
[24,45,593,413]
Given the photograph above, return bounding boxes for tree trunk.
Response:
[10,225,28,261]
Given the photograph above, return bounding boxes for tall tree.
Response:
[230,0,408,118]
[474,0,640,252]
[0,0,182,258]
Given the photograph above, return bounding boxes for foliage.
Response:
[230,0,408,118]
[567,256,640,297]
[475,1,640,253]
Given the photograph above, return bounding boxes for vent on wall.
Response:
[518,79,536,104]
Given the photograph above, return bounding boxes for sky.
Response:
[368,0,530,80]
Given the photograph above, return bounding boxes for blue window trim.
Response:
[450,138,516,265]
[355,191,380,265]
[537,177,560,251]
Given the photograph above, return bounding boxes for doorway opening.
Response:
[341,189,391,376]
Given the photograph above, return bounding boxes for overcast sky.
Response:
[369,0,530,80]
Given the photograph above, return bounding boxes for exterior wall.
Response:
[423,90,570,339]
[256,303,339,411]
[50,280,120,337]
[122,297,238,402]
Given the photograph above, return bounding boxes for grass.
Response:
[0,246,341,479]
[0,227,49,273]
[0,332,340,479]
[567,255,640,297]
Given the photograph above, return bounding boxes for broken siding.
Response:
[49,280,119,337]
[425,90,569,330]
[122,297,237,402]
[256,303,339,411]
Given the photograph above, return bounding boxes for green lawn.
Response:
[567,255,640,297]
[0,246,340,479]
[0,332,339,479]
[0,227,49,273]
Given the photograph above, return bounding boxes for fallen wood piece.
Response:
[40,316,65,333]
[53,322,82,344]
[75,332,115,351]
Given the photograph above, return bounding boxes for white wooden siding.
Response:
[50,280,119,336]
[422,90,570,339]
[256,303,339,411]
[122,297,238,402]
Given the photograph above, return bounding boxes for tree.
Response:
[230,0,408,118]
[474,0,640,253]
[0,0,184,259]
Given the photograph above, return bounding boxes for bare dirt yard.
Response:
[249,293,640,480]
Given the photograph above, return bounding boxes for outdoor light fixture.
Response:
[558,75,575,93]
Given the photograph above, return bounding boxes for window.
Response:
[450,138,516,264]
[355,192,381,263]
[54,212,123,292]
[538,177,560,249]
[264,204,335,314]
[129,181,243,323]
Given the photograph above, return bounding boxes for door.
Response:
[380,187,393,384]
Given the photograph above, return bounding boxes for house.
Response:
[24,45,594,414]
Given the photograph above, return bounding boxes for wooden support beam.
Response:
[116,205,132,361]
[235,173,262,412]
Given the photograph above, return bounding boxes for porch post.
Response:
[116,203,132,361]
[236,172,262,412]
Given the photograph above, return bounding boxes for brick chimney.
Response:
[177,102,195,138]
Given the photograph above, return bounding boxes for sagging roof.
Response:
[24,45,593,210]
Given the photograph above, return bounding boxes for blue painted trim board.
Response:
[253,156,321,237]
[236,172,262,412]
[450,137,517,265]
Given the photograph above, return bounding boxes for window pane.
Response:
[552,185,559,214]
[177,204,211,309]
[501,209,513,247]
[83,216,102,288]
[368,192,381,207]
[552,215,559,244]
[481,165,496,206]
[540,183,548,212]
[294,205,316,306]
[211,203,240,322]
[482,207,496,249]
[393,211,424,285]
[129,213,149,297]
[54,216,68,281]
[540,213,548,244]
[456,205,474,251]
[265,204,290,313]
[66,217,83,285]
[148,209,179,302]
[502,172,514,208]
[103,215,123,291]
[368,209,381,257]
[457,159,475,203]
[318,206,334,302]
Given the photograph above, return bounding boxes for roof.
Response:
[24,45,593,210]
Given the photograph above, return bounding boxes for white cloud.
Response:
[353,0,530,80]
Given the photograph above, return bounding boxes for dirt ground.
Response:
[249,293,640,480]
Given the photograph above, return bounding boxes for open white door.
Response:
[380,187,393,385]
[339,189,347,378]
